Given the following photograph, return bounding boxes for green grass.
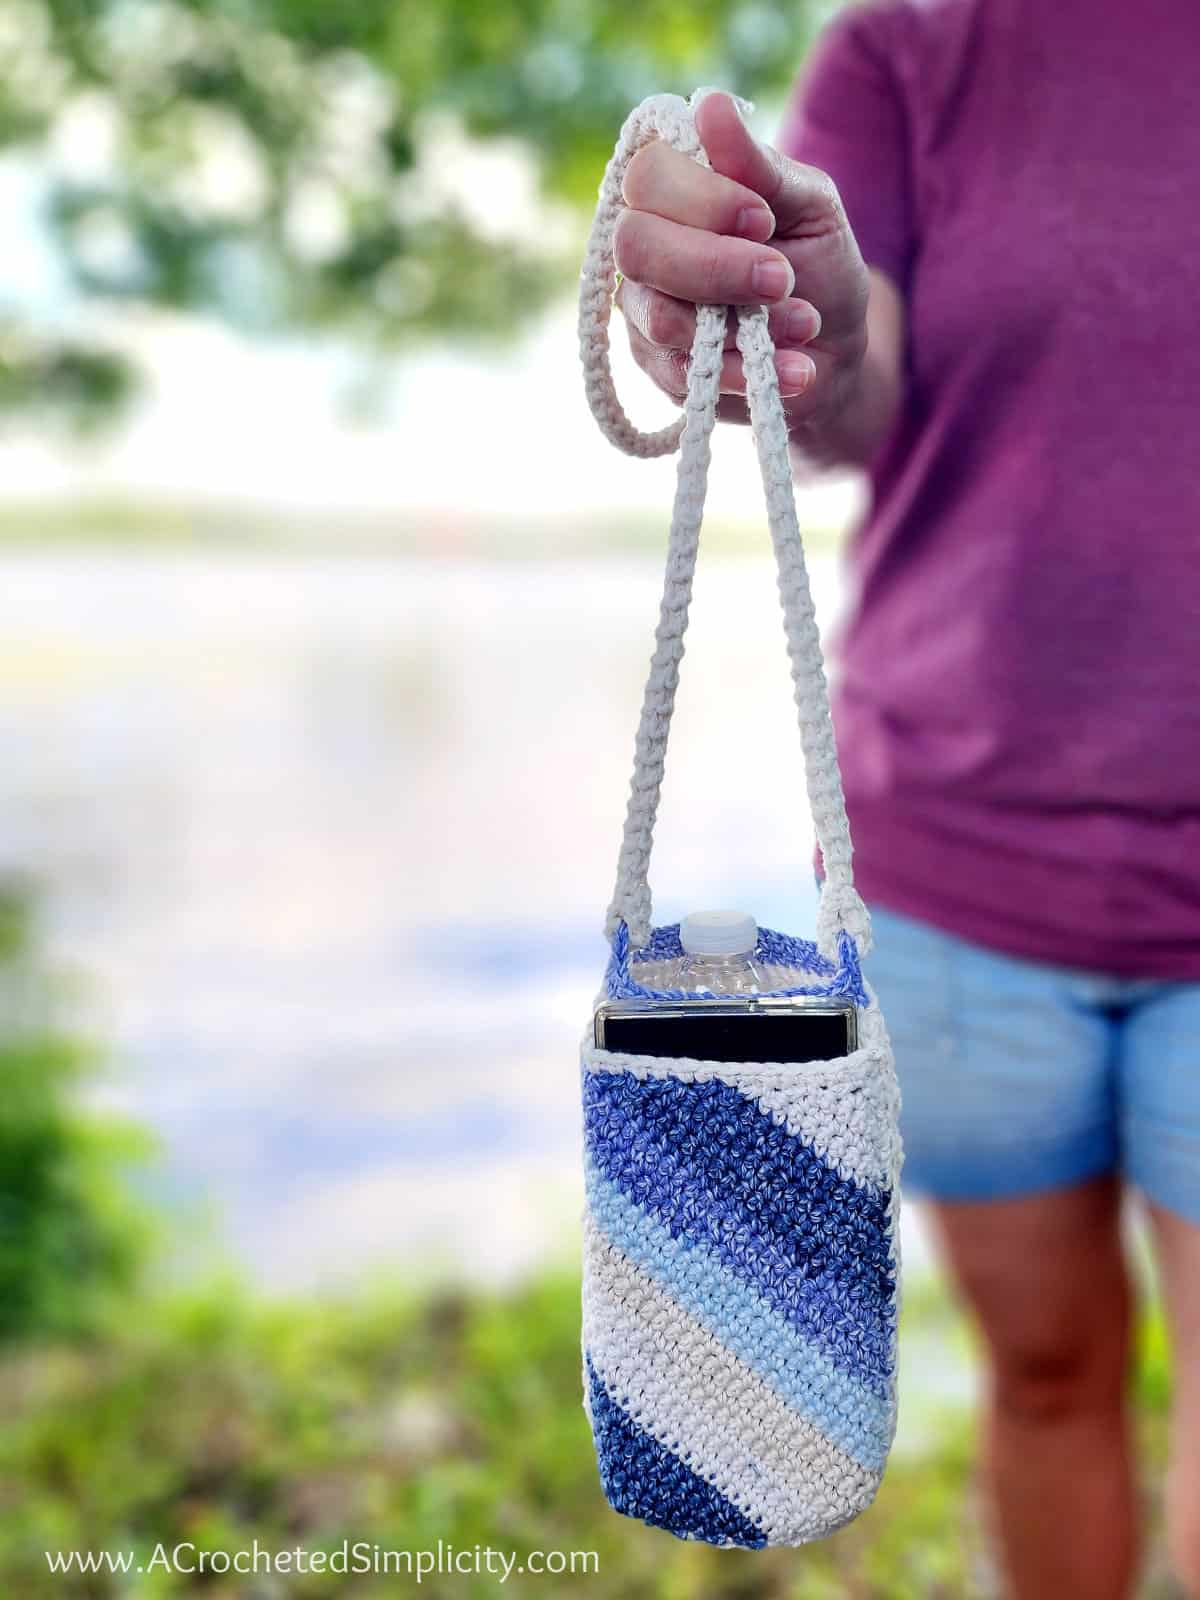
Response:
[0,1268,990,1599]
[0,1261,1170,1600]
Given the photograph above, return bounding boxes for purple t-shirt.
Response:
[779,0,1200,978]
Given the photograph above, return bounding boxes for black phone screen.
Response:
[599,1009,852,1064]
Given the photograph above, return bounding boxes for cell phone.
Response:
[593,997,857,1064]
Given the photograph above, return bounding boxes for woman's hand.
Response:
[614,92,900,463]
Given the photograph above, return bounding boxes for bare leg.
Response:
[928,1174,1138,1600]
[1145,1200,1200,1597]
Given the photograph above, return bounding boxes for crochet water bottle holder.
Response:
[577,90,903,1548]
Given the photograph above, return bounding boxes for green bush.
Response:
[0,884,152,1342]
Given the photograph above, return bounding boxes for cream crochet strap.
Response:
[578,88,872,961]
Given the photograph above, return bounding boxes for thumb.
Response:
[694,91,842,237]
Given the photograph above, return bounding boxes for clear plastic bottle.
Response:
[678,910,764,996]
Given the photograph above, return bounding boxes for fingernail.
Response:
[776,351,816,392]
[751,259,794,301]
[785,304,821,343]
[735,205,774,242]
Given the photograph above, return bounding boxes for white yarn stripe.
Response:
[578,88,871,959]
[750,1070,899,1190]
[583,1219,882,1545]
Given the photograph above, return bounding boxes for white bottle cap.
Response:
[679,910,758,957]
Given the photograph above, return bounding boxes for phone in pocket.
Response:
[593,996,857,1064]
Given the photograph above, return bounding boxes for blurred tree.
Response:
[0,0,818,422]
[0,883,152,1341]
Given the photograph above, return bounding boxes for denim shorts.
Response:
[865,903,1200,1222]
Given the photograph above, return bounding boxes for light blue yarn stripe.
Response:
[586,1163,892,1471]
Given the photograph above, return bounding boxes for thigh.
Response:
[867,904,1119,1203]
[1120,981,1200,1225]
[931,1175,1131,1399]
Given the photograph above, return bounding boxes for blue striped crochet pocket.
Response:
[580,1013,901,1548]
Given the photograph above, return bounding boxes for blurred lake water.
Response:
[0,545,933,1292]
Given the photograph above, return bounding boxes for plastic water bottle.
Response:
[678,910,765,996]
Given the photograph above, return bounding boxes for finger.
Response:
[769,298,823,349]
[613,208,794,305]
[694,91,845,238]
[717,348,816,398]
[615,279,695,351]
[622,140,774,242]
[771,349,818,396]
[625,323,689,401]
[618,281,822,354]
[626,319,816,402]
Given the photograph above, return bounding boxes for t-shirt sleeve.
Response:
[776,3,915,292]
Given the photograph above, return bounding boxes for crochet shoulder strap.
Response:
[578,89,871,963]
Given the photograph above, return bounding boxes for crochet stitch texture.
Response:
[578,90,902,1547]
[581,942,901,1545]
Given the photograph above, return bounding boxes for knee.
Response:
[989,1330,1129,1425]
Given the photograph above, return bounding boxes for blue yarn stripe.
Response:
[584,1070,891,1282]
[583,1070,896,1386]
[585,1355,767,1548]
[585,1165,892,1469]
